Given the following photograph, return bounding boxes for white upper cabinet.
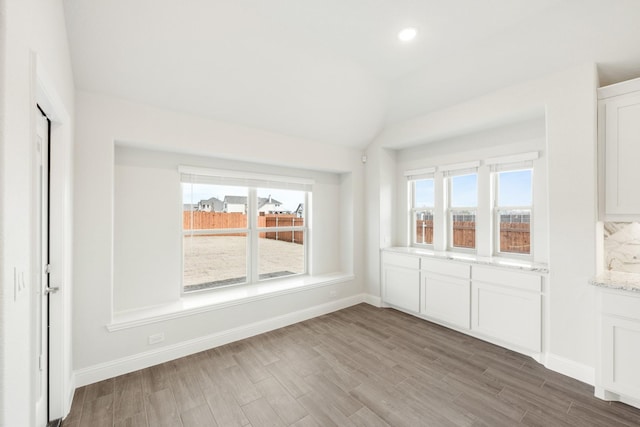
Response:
[599,77,640,220]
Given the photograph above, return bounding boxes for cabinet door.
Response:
[471,281,541,352]
[382,266,420,313]
[601,315,640,398]
[421,273,470,329]
[605,92,640,215]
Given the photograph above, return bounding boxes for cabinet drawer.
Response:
[382,252,420,269]
[421,258,470,279]
[601,291,640,320]
[472,265,541,292]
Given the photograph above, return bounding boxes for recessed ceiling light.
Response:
[398,27,417,42]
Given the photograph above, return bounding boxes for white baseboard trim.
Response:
[595,386,640,409]
[618,394,640,410]
[74,293,365,387]
[362,294,382,307]
[545,353,595,386]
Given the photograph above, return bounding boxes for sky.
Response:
[450,174,478,207]
[415,179,435,208]
[497,169,532,206]
[414,169,532,208]
[183,183,304,212]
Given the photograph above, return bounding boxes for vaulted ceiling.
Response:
[63,0,640,148]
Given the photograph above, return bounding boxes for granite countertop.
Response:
[382,246,549,273]
[590,270,640,293]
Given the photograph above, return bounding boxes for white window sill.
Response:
[107,272,354,331]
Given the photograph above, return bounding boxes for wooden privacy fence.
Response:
[184,212,247,230]
[500,222,530,254]
[416,220,530,253]
[261,215,304,244]
[415,220,434,244]
[183,212,304,244]
[452,221,476,249]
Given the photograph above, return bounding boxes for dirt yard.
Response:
[183,235,304,289]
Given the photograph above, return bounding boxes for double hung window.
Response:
[181,168,311,293]
[448,172,478,250]
[494,168,533,255]
[410,178,435,246]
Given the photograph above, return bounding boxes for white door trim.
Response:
[34,103,50,427]
[32,52,74,421]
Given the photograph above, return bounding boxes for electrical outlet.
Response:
[148,333,165,345]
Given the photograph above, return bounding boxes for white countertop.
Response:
[382,247,549,273]
[590,270,640,293]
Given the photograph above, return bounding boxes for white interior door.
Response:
[35,108,50,426]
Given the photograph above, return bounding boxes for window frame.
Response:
[409,177,435,248]
[447,171,478,252]
[253,188,308,283]
[180,168,312,294]
[492,167,533,259]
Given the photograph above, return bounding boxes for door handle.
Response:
[45,286,60,295]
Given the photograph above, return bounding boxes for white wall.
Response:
[73,92,364,378]
[363,147,395,299]
[114,156,182,311]
[0,0,75,425]
[365,63,598,382]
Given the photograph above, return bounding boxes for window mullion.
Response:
[433,172,446,251]
[476,165,492,257]
[304,191,310,275]
[249,187,258,283]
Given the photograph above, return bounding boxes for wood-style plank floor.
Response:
[62,304,640,426]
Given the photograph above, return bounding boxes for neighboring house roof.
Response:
[183,203,197,211]
[258,196,282,210]
[222,195,282,209]
[294,203,303,215]
[224,195,248,205]
[199,196,224,211]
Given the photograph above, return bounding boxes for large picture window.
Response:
[494,168,532,255]
[448,172,478,250]
[181,168,311,293]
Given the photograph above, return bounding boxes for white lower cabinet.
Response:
[601,315,640,397]
[381,252,420,313]
[597,290,640,405]
[381,250,545,358]
[471,265,542,353]
[421,259,470,329]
